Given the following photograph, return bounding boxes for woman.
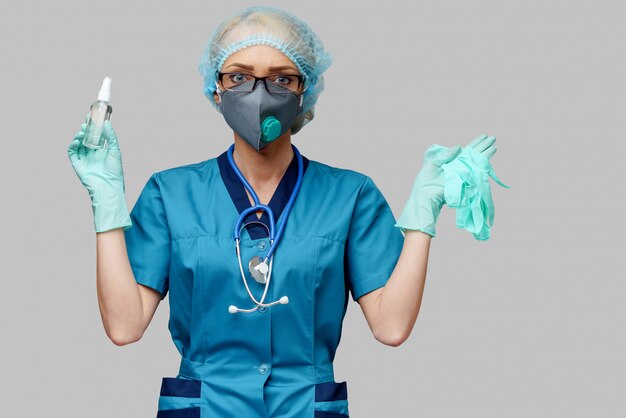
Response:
[68,6,501,417]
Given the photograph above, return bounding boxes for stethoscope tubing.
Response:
[226,143,304,313]
[234,225,276,310]
[227,143,304,261]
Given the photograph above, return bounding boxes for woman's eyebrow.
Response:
[225,63,298,72]
[268,65,298,72]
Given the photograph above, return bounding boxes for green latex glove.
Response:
[68,114,132,233]
[394,143,463,237]
[442,134,510,240]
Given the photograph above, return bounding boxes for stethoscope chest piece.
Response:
[248,255,269,284]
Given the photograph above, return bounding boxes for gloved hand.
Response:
[68,114,132,233]
[394,143,463,237]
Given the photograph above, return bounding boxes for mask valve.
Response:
[261,116,282,143]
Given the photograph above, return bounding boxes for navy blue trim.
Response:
[314,412,349,418]
[156,407,201,418]
[160,377,201,398]
[217,147,309,239]
[315,381,348,402]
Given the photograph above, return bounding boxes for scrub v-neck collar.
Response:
[217,146,310,240]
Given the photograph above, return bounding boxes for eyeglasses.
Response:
[218,72,305,94]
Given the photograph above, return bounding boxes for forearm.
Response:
[376,230,431,344]
[96,228,144,344]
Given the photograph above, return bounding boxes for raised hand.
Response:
[394,143,463,237]
[68,114,132,232]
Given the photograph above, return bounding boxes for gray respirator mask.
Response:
[216,79,305,152]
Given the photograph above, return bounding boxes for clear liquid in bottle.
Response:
[82,77,113,149]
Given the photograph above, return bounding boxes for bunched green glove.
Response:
[67,114,132,233]
[441,134,510,240]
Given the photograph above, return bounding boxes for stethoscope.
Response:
[227,143,304,314]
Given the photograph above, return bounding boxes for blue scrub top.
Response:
[124,147,404,418]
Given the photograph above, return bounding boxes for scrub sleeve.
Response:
[124,173,171,300]
[345,176,404,302]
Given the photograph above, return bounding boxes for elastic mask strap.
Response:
[297,84,309,114]
[214,81,223,101]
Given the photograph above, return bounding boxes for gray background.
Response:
[1,0,624,416]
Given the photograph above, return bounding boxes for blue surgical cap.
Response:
[198,6,333,134]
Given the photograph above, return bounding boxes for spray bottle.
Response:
[82,77,113,149]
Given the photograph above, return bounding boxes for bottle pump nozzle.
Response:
[97,77,112,102]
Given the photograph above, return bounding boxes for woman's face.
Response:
[214,44,302,105]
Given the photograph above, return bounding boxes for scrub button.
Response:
[258,306,267,313]
[257,363,270,374]
[257,241,267,251]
